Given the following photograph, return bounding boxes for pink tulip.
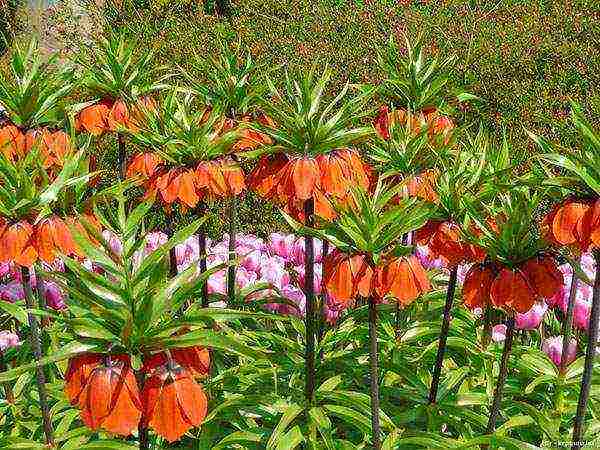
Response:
[542,336,577,368]
[176,236,200,269]
[291,237,323,265]
[0,331,20,351]
[102,230,122,256]
[0,282,24,303]
[492,324,506,342]
[573,298,592,331]
[0,263,11,278]
[280,285,306,316]
[235,267,258,290]
[515,302,547,330]
[295,263,322,295]
[259,256,290,289]
[237,246,263,273]
[207,270,227,295]
[234,233,265,251]
[41,281,66,310]
[145,231,168,255]
[269,233,296,260]
[415,245,445,271]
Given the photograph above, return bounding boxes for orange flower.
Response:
[126,153,164,179]
[76,101,112,136]
[196,158,246,198]
[373,105,453,144]
[232,113,274,151]
[521,256,563,299]
[107,100,131,132]
[143,347,210,379]
[541,199,591,250]
[0,220,38,267]
[490,268,536,314]
[0,124,26,161]
[142,363,208,442]
[464,257,562,314]
[35,215,79,263]
[415,220,484,267]
[65,353,103,405]
[248,149,370,221]
[374,255,431,306]
[77,356,142,436]
[462,263,496,310]
[323,252,373,306]
[406,169,439,203]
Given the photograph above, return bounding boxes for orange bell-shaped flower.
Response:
[375,255,430,306]
[77,355,142,437]
[0,220,38,267]
[323,252,373,306]
[462,263,496,310]
[141,362,208,443]
[76,101,112,136]
[65,353,103,405]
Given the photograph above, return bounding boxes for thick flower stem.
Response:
[227,196,237,304]
[571,250,600,449]
[304,199,316,406]
[135,370,149,450]
[368,296,381,450]
[117,134,127,180]
[560,262,579,374]
[428,265,458,404]
[21,266,54,447]
[168,214,178,278]
[486,316,516,433]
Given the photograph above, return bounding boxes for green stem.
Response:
[486,316,516,433]
[571,249,600,449]
[428,265,458,404]
[304,199,316,406]
[368,296,381,450]
[21,266,54,446]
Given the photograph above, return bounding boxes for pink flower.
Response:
[234,233,265,251]
[295,263,322,295]
[542,336,577,368]
[291,237,323,265]
[41,281,66,310]
[145,231,168,255]
[235,267,258,290]
[0,282,24,303]
[269,233,296,260]
[280,285,306,316]
[573,298,592,331]
[176,236,200,269]
[0,331,20,352]
[258,256,290,289]
[492,324,506,342]
[237,246,263,273]
[415,245,445,270]
[0,263,11,278]
[515,302,547,330]
[207,270,227,295]
[102,230,122,256]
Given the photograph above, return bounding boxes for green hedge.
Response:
[9,0,600,237]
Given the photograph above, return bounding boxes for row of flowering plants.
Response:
[0,30,598,450]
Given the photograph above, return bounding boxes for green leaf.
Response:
[267,403,303,449]
[0,300,28,325]
[275,426,305,450]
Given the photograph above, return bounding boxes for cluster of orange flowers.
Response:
[323,251,431,308]
[0,124,71,170]
[542,198,600,252]
[75,97,156,136]
[248,149,372,220]
[0,214,99,267]
[65,347,209,442]
[128,154,246,210]
[415,220,486,267]
[463,256,563,313]
[373,105,454,145]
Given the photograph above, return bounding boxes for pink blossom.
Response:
[102,230,122,256]
[492,324,506,342]
[542,336,577,368]
[176,236,200,269]
[0,331,20,351]
[515,302,547,330]
[207,270,226,295]
[280,285,306,316]
[291,237,324,265]
[233,233,265,251]
[415,245,445,271]
[573,298,592,331]
[0,282,24,303]
[258,256,290,289]
[0,263,11,278]
[145,231,168,255]
[295,263,322,295]
[41,281,66,310]
[237,246,262,272]
[269,233,296,260]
